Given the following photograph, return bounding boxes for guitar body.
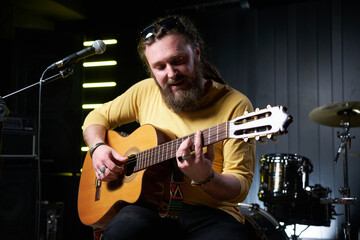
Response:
[78,125,175,229]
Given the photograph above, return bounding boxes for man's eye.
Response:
[173,56,184,64]
[155,65,165,70]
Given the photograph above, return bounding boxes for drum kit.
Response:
[241,101,359,240]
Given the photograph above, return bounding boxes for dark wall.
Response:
[190,0,359,238]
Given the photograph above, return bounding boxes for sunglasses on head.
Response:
[140,16,185,40]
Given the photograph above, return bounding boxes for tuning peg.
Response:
[267,105,272,109]
[265,133,279,143]
[255,108,260,112]
[254,135,267,144]
[243,137,249,142]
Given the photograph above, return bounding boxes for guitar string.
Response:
[129,129,228,169]
[125,122,228,171]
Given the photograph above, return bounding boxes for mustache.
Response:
[166,75,186,86]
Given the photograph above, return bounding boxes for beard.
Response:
[156,57,205,113]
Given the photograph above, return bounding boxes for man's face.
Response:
[144,33,204,113]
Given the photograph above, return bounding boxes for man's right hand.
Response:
[84,124,128,182]
[91,144,128,181]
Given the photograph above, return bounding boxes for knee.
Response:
[104,205,162,240]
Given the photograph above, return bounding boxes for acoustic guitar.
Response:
[77,105,292,229]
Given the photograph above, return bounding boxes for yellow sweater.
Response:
[83,78,255,223]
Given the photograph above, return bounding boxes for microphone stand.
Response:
[0,66,73,240]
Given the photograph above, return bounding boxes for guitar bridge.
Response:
[95,178,102,201]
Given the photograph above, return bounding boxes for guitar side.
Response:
[77,125,174,228]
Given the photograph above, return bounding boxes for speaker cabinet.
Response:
[0,158,37,240]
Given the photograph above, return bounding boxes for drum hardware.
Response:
[309,101,360,240]
[333,122,355,165]
[289,224,310,240]
[320,197,357,205]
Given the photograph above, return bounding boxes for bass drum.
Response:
[239,203,288,240]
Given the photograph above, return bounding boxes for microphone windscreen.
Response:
[93,40,106,54]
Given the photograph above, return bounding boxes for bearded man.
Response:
[82,15,255,240]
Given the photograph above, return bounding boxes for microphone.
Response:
[48,40,106,70]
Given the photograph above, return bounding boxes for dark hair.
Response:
[137,15,225,85]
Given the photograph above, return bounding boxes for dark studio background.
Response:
[0,0,359,239]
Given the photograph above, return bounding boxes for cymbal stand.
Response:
[333,120,356,240]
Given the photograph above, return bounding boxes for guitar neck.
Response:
[129,105,293,173]
[131,122,228,172]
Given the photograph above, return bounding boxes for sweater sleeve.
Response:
[82,79,154,132]
[221,94,255,203]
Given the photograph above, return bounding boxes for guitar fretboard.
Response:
[129,122,228,172]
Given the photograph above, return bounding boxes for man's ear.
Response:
[195,44,201,61]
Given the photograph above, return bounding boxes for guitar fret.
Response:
[145,149,149,169]
[142,150,146,169]
[170,141,174,158]
[165,141,169,161]
[207,128,210,146]
[138,152,141,170]
[148,148,152,168]
[171,140,176,158]
[142,149,145,169]
[158,143,163,164]
[176,138,181,155]
[156,143,159,165]
[167,141,171,160]
[140,150,144,170]
[166,141,171,160]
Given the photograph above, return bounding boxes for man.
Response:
[83,15,255,239]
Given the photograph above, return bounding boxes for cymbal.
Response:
[309,101,360,127]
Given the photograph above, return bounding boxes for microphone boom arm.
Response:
[2,67,74,100]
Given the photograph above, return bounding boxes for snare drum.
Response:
[258,153,313,202]
[239,203,288,240]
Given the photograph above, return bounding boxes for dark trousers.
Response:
[104,203,250,240]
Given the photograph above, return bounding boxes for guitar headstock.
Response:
[229,105,293,142]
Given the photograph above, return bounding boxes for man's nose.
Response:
[166,64,177,79]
